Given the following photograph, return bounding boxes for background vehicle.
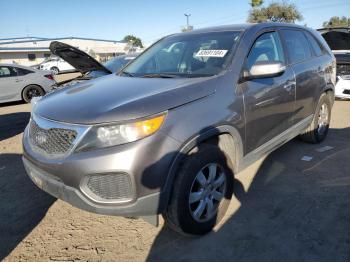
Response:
[319,27,350,99]
[23,23,335,236]
[37,56,74,74]
[0,63,55,103]
[49,41,139,88]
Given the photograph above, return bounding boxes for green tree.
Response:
[247,1,303,23]
[323,16,350,28]
[250,0,263,8]
[123,35,143,48]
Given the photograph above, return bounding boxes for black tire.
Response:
[163,143,234,235]
[50,67,59,75]
[22,85,45,103]
[299,93,331,143]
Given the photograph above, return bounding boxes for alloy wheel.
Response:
[26,88,41,100]
[189,163,226,222]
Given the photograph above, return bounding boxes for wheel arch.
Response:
[324,84,335,106]
[159,125,244,212]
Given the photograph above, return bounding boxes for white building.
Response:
[0,36,129,66]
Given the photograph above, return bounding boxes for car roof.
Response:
[175,22,306,36]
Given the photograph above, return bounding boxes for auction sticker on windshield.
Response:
[196,49,228,57]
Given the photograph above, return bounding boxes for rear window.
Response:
[15,67,34,76]
[305,32,323,57]
[281,30,312,64]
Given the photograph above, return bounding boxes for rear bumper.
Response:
[23,156,162,216]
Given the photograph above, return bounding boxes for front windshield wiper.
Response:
[120,71,135,77]
[140,73,179,78]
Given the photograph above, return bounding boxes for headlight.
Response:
[75,113,166,152]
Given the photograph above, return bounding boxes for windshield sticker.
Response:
[195,49,228,57]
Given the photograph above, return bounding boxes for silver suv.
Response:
[23,23,336,235]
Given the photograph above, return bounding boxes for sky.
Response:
[1,0,350,45]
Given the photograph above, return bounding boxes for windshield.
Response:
[104,56,136,73]
[122,31,241,78]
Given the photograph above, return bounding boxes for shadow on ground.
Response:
[0,154,55,259]
[0,112,30,141]
[147,127,350,261]
[0,101,26,108]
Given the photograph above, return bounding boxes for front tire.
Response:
[164,144,234,235]
[50,67,59,75]
[299,93,331,143]
[22,85,45,103]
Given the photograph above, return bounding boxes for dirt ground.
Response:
[0,98,349,262]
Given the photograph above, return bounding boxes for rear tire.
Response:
[299,93,331,143]
[22,85,45,103]
[163,144,234,235]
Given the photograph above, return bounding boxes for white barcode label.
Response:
[195,49,228,57]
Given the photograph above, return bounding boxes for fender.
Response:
[157,125,244,213]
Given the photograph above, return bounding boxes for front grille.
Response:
[343,89,350,95]
[337,64,350,76]
[29,120,77,155]
[85,173,134,202]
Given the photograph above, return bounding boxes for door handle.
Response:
[15,79,23,82]
[283,81,295,91]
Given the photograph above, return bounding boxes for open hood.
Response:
[318,28,350,51]
[49,41,112,74]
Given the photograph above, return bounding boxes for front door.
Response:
[239,31,296,153]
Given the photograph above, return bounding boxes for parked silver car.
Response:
[23,23,335,235]
[0,64,55,103]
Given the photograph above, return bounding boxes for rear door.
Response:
[0,66,20,102]
[280,29,323,124]
[240,31,296,153]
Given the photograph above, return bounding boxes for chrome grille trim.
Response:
[28,114,90,158]
[337,64,350,76]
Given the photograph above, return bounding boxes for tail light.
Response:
[44,74,54,80]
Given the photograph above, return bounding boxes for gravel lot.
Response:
[0,97,349,261]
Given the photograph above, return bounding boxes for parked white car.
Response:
[0,63,55,103]
[319,28,350,99]
[37,57,74,74]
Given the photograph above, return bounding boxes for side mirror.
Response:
[243,61,286,80]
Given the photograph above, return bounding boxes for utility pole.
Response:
[184,13,191,30]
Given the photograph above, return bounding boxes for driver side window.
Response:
[247,31,285,70]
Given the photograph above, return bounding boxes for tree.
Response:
[250,0,263,8]
[247,1,303,23]
[323,16,350,28]
[123,35,143,48]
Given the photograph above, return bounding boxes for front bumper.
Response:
[22,116,181,216]
[23,157,162,216]
[335,76,350,99]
